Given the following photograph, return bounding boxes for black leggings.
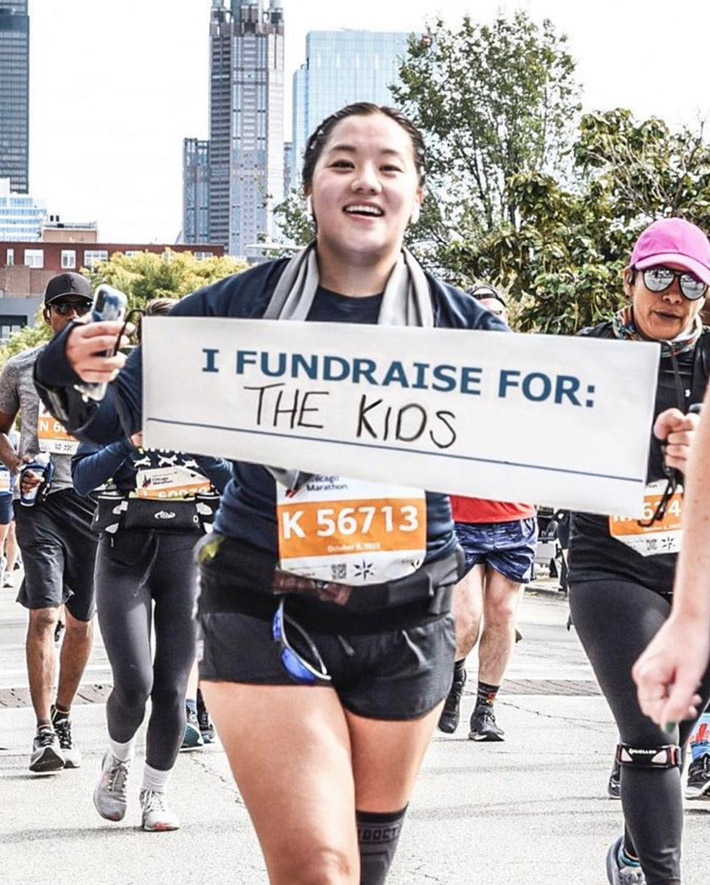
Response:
[569,579,710,885]
[96,531,199,771]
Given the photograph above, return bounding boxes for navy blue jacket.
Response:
[35,259,507,559]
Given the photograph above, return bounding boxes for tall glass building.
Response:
[183,0,285,258]
[0,178,45,241]
[0,0,29,194]
[291,30,412,192]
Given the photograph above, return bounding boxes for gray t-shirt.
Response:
[0,346,75,496]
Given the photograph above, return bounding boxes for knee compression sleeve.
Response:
[356,806,408,885]
[616,743,680,768]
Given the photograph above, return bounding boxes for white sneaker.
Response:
[94,752,130,821]
[140,789,180,831]
[52,714,81,768]
[29,727,65,774]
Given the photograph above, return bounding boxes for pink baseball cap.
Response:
[631,218,710,285]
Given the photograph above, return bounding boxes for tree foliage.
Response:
[392,13,580,242]
[85,249,248,314]
[0,250,248,371]
[391,13,710,333]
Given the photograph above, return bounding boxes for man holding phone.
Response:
[0,272,99,773]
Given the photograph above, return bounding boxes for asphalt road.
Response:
[1,584,708,884]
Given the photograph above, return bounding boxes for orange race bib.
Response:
[37,405,79,455]
[135,465,212,499]
[277,475,427,585]
[0,468,10,494]
[609,480,683,557]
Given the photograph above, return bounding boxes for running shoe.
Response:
[94,752,130,821]
[2,571,14,588]
[29,727,65,773]
[468,704,505,742]
[197,706,215,744]
[608,756,621,799]
[140,789,180,832]
[437,666,467,734]
[51,712,81,768]
[181,707,204,750]
[606,836,646,884]
[685,753,710,799]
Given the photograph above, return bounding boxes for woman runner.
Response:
[35,103,506,882]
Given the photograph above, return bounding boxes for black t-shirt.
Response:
[568,326,708,594]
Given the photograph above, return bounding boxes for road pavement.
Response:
[1,579,708,884]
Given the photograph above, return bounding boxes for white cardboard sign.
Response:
[142,317,660,517]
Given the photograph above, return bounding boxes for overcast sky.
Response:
[27,0,710,244]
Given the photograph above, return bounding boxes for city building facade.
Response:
[290,30,412,191]
[0,0,29,193]
[0,236,224,340]
[183,0,285,259]
[0,178,46,241]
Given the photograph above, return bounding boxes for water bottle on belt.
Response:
[19,454,55,507]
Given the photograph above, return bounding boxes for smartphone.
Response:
[75,284,128,402]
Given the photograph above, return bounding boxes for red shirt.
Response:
[450,496,535,524]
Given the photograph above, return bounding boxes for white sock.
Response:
[141,763,172,793]
[108,737,135,763]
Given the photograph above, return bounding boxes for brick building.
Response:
[0,227,224,341]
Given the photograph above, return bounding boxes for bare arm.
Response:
[633,395,710,725]
[0,407,25,472]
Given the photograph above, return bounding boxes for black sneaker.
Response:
[437,666,467,734]
[51,715,81,768]
[686,753,710,800]
[29,727,65,773]
[469,704,505,742]
[608,756,621,799]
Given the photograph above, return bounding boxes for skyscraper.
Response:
[0,0,30,193]
[183,0,285,258]
[291,30,412,192]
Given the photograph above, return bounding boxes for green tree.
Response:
[488,111,710,333]
[392,11,581,265]
[0,251,248,371]
[85,249,248,314]
[273,191,315,248]
[0,310,53,369]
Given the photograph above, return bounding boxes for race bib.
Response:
[136,465,212,499]
[37,405,79,455]
[609,480,683,557]
[276,475,427,586]
[0,468,11,494]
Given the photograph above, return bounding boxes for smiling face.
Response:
[306,112,423,278]
[625,263,705,341]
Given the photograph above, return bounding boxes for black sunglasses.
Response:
[640,266,707,301]
[49,300,92,316]
[271,598,331,686]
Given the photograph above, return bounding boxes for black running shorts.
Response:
[14,488,98,621]
[197,536,458,721]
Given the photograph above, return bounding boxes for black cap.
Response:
[44,272,93,305]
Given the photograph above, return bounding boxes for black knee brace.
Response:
[356,805,408,885]
[616,742,681,768]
